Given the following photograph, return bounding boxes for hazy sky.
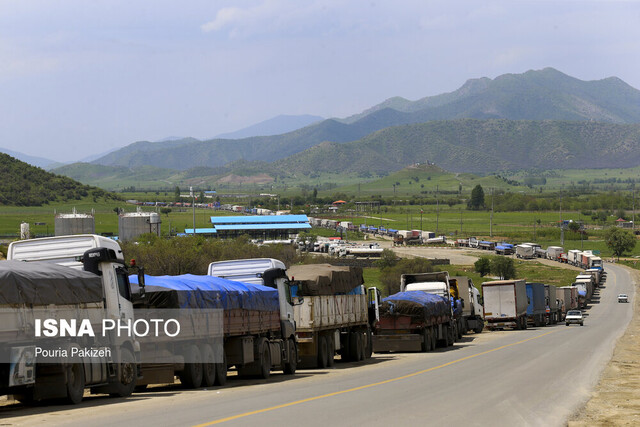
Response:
[1,0,639,162]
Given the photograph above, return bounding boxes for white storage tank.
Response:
[55,212,95,236]
[118,211,161,241]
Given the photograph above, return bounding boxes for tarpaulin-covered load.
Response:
[380,291,450,319]
[0,260,103,305]
[130,274,279,311]
[287,264,363,296]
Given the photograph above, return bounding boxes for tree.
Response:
[474,257,492,277]
[376,249,399,270]
[467,184,485,210]
[567,221,581,233]
[490,256,516,280]
[605,227,637,260]
[160,208,172,216]
[174,186,181,202]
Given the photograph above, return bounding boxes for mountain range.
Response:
[50,67,640,187]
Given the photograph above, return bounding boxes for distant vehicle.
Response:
[565,310,584,326]
[618,294,629,303]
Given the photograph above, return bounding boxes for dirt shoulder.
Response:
[568,265,640,426]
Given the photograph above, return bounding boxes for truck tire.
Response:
[365,327,373,359]
[326,334,335,367]
[180,345,203,388]
[317,335,329,369]
[283,338,297,375]
[421,328,431,352]
[474,322,484,334]
[201,344,216,387]
[66,362,85,404]
[109,348,137,398]
[238,338,270,379]
[214,350,227,386]
[348,331,362,361]
[430,327,437,350]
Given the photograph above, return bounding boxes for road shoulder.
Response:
[569,264,640,426]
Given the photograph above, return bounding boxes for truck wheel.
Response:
[347,331,361,361]
[109,348,137,398]
[365,327,373,359]
[214,350,227,386]
[66,362,85,404]
[201,344,216,387]
[355,332,364,361]
[326,334,335,367]
[283,338,297,375]
[421,328,431,352]
[474,322,484,334]
[317,335,329,368]
[430,327,437,350]
[456,321,463,340]
[357,331,367,360]
[257,341,271,379]
[180,345,203,388]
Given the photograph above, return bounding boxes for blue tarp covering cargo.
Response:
[381,291,450,318]
[130,274,279,311]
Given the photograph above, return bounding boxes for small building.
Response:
[186,215,310,239]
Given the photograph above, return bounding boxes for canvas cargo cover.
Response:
[287,264,363,296]
[0,260,103,305]
[380,291,450,319]
[130,274,279,311]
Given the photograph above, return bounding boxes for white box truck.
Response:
[482,280,528,330]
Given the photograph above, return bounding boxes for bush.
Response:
[474,257,491,277]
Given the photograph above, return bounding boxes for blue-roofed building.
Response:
[185,215,310,239]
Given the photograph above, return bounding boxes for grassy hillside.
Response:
[0,153,119,206]
[274,119,640,175]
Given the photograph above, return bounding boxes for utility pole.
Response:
[460,209,463,234]
[436,185,439,235]
[436,199,439,235]
[190,186,195,236]
[490,188,494,238]
[633,190,636,231]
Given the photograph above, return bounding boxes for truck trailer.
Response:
[400,272,464,340]
[525,282,547,327]
[372,291,454,352]
[130,270,298,386]
[482,280,528,330]
[544,284,560,324]
[287,264,376,367]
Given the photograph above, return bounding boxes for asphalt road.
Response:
[1,264,634,427]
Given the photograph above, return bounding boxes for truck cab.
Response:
[5,235,142,403]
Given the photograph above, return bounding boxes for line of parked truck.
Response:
[0,233,604,405]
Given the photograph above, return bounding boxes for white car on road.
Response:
[565,310,584,326]
[618,294,629,303]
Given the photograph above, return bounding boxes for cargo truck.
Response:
[546,246,564,261]
[482,280,528,330]
[372,291,454,352]
[567,250,582,266]
[450,276,484,333]
[495,243,515,255]
[4,235,143,404]
[544,284,560,324]
[212,260,377,368]
[287,264,376,367]
[131,270,298,386]
[515,244,535,259]
[559,286,579,311]
[400,272,463,339]
[525,282,546,327]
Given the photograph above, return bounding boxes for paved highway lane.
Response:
[1,263,633,427]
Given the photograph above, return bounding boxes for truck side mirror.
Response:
[293,296,304,305]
